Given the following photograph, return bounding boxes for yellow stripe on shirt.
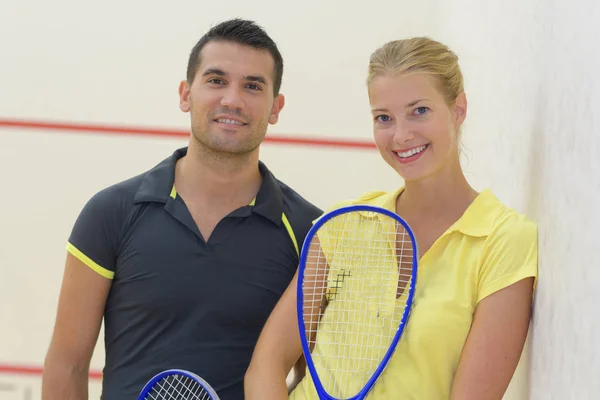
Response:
[66,242,115,279]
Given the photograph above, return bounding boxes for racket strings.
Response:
[303,211,415,398]
[146,374,212,400]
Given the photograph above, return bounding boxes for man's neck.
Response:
[174,141,262,207]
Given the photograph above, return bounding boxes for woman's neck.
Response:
[396,161,478,221]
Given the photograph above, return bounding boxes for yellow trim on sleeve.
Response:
[66,242,115,279]
[477,265,538,303]
[281,212,299,256]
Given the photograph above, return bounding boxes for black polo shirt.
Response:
[66,147,322,399]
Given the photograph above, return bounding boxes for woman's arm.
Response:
[450,277,535,400]
[245,271,305,399]
[245,238,328,399]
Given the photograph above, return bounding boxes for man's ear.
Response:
[268,94,285,125]
[179,80,191,113]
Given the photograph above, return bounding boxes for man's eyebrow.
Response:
[202,68,226,77]
[201,69,268,86]
[245,75,267,85]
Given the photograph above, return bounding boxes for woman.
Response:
[244,37,538,399]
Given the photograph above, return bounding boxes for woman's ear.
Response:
[454,92,467,125]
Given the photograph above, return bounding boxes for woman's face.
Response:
[369,72,466,183]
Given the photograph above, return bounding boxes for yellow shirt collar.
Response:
[352,187,501,238]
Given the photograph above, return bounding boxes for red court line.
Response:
[0,118,377,150]
[0,364,102,380]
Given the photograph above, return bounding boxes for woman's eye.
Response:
[375,115,391,122]
[414,106,429,115]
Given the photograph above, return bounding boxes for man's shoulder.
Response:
[76,167,155,220]
[85,148,181,212]
[276,178,323,219]
[88,172,146,208]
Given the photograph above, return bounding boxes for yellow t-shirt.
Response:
[290,187,538,399]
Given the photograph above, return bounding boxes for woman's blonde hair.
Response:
[367,37,464,106]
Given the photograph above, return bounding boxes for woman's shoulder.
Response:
[480,190,538,240]
[324,188,402,213]
[468,190,539,301]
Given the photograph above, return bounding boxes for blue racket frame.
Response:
[137,368,220,400]
[296,204,418,400]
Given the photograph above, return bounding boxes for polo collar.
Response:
[350,186,500,238]
[249,161,284,226]
[133,147,284,226]
[133,147,183,204]
[450,189,501,237]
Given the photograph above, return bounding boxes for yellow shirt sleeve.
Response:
[477,212,539,303]
[311,198,357,274]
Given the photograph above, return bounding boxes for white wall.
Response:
[435,1,600,398]
[1,0,599,399]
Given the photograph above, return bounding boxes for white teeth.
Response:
[396,145,427,158]
[217,118,244,125]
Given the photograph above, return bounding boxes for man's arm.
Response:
[42,253,111,400]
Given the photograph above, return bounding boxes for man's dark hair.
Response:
[186,19,284,96]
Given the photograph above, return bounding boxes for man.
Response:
[41,18,322,400]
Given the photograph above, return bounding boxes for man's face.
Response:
[179,41,285,156]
